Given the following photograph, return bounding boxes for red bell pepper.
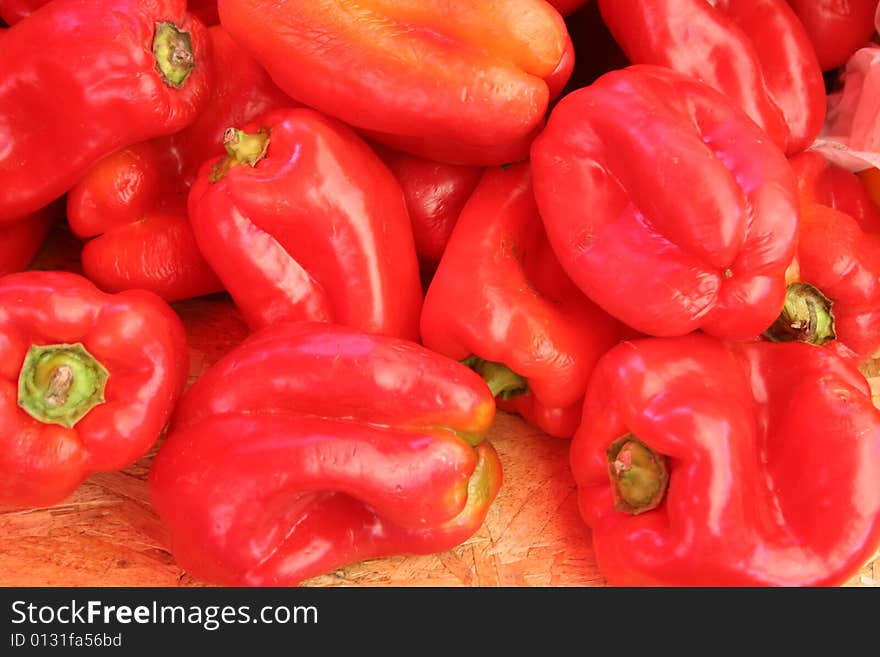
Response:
[374,145,482,274]
[189,0,219,26]
[149,321,501,586]
[767,201,880,361]
[858,167,880,216]
[549,0,588,16]
[67,25,294,302]
[789,151,880,234]
[0,271,188,508]
[531,66,799,339]
[0,0,211,223]
[763,152,880,361]
[0,0,40,23]
[572,334,880,586]
[0,202,57,277]
[188,108,423,339]
[597,0,826,155]
[788,0,878,71]
[0,0,220,25]
[421,164,623,438]
[217,0,573,165]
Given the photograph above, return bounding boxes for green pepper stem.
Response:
[764,282,836,345]
[462,356,528,401]
[18,343,109,428]
[153,22,195,88]
[607,435,668,515]
[209,127,271,183]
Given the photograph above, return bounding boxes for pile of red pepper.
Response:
[2,0,880,587]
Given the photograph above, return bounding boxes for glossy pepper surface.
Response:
[0,0,211,223]
[218,0,573,165]
[765,152,880,361]
[788,0,878,71]
[861,167,880,212]
[0,203,57,277]
[548,0,587,16]
[188,108,422,340]
[149,321,502,586]
[422,164,623,439]
[0,0,45,23]
[67,25,293,302]
[531,66,799,339]
[0,271,188,508]
[572,334,880,586]
[790,151,880,234]
[598,0,825,155]
[375,145,483,274]
[0,0,220,25]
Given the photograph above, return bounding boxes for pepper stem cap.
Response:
[764,282,836,345]
[209,127,271,183]
[462,356,528,401]
[153,22,195,88]
[18,343,109,428]
[607,435,669,515]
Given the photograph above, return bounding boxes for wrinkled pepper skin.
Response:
[598,0,825,155]
[218,0,572,165]
[375,145,482,273]
[0,0,211,223]
[188,108,423,339]
[149,321,501,586]
[421,164,623,438]
[785,202,880,360]
[0,271,188,508]
[531,66,799,339]
[788,0,878,71]
[572,335,880,586]
[67,25,294,302]
[790,151,880,234]
[0,202,57,277]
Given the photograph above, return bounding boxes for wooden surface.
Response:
[0,226,877,587]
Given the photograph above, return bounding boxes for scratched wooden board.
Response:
[0,224,877,587]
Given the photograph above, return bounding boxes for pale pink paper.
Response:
[813,44,880,172]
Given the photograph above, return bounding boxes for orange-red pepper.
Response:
[217,0,573,165]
